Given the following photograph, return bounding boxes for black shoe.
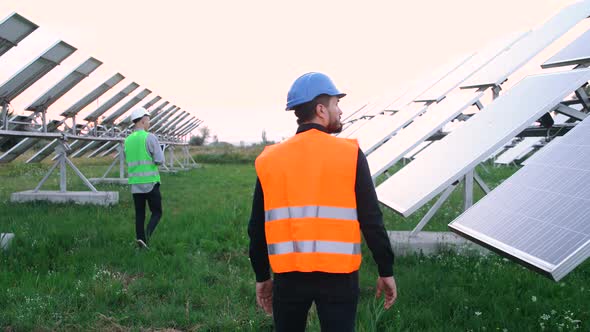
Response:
[136,239,149,249]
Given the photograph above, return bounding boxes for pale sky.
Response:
[0,0,583,143]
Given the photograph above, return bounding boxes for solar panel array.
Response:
[461,0,590,89]
[494,137,542,165]
[377,69,590,217]
[368,90,483,179]
[449,116,590,281]
[542,28,590,69]
[0,12,202,206]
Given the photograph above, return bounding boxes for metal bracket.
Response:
[492,85,502,100]
[554,103,588,121]
[410,168,491,236]
[34,141,98,193]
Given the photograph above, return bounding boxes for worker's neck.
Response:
[302,119,327,128]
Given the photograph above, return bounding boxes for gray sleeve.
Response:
[146,133,165,165]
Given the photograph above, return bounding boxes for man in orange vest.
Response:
[248,72,397,331]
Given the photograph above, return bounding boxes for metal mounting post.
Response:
[1,101,8,130]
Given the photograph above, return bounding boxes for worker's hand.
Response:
[255,279,273,315]
[375,276,397,310]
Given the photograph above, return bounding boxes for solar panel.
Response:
[340,69,459,139]
[495,137,542,165]
[387,54,474,111]
[160,111,190,134]
[150,107,180,132]
[101,88,151,125]
[0,41,76,102]
[415,32,529,103]
[377,69,590,217]
[542,28,590,69]
[0,120,62,163]
[143,95,162,110]
[403,141,432,160]
[354,102,428,153]
[178,120,200,136]
[83,82,139,122]
[0,13,38,57]
[462,1,590,89]
[60,73,125,117]
[155,110,186,133]
[342,103,368,123]
[173,117,196,136]
[26,57,102,112]
[449,116,590,281]
[339,117,370,138]
[368,90,483,179]
[149,101,170,117]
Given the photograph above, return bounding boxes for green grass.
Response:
[0,156,589,331]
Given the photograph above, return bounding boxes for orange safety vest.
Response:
[255,128,361,274]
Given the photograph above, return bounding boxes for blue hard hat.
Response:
[285,72,346,110]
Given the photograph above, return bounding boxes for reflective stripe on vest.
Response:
[127,160,157,168]
[268,241,361,255]
[255,128,361,274]
[265,206,358,223]
[124,130,161,185]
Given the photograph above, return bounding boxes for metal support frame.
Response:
[492,85,502,100]
[1,100,8,130]
[575,87,590,111]
[410,168,490,236]
[34,141,98,193]
[166,145,186,171]
[88,143,127,184]
[554,103,588,121]
[181,145,199,168]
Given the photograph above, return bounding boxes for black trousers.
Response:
[132,183,162,243]
[273,271,359,332]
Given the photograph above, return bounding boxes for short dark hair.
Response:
[293,94,332,125]
[132,117,142,124]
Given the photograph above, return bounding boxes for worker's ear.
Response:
[315,103,327,120]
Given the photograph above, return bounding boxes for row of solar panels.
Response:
[339,1,590,281]
[0,12,202,164]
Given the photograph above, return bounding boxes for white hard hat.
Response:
[130,107,149,122]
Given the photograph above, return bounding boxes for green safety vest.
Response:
[124,130,161,184]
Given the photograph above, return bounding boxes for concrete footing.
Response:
[89,178,128,185]
[388,231,489,256]
[11,190,119,206]
[1,233,14,250]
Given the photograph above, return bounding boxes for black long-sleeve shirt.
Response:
[248,123,395,282]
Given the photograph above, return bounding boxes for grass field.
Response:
[0,149,589,331]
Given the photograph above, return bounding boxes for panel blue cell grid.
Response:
[377,69,590,217]
[462,1,590,89]
[450,116,590,281]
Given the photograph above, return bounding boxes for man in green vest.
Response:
[125,107,165,249]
